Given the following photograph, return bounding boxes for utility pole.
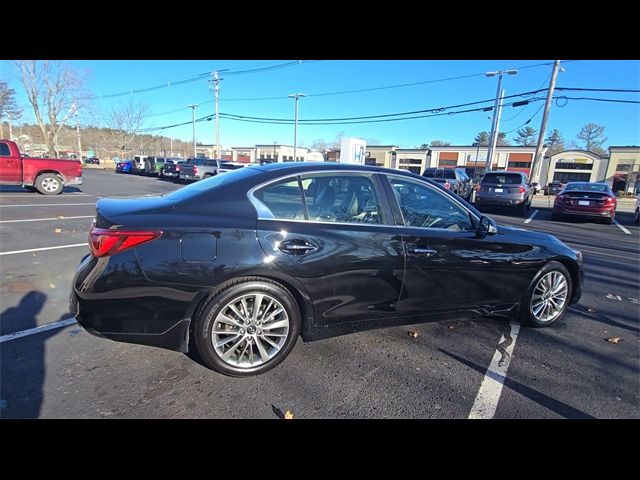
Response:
[273,141,277,162]
[188,104,198,157]
[209,70,229,158]
[531,60,562,182]
[170,137,173,157]
[288,93,306,162]
[73,101,82,161]
[484,69,518,174]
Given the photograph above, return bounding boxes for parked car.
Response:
[0,139,83,195]
[115,160,133,173]
[85,157,100,165]
[531,182,542,194]
[131,155,147,175]
[552,182,617,224]
[475,171,533,214]
[544,181,564,196]
[71,163,583,376]
[421,167,473,201]
[144,157,168,176]
[217,162,247,174]
[160,159,185,179]
[179,157,221,182]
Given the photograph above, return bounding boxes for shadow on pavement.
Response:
[0,291,65,418]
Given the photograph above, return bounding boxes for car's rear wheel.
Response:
[520,261,572,328]
[193,278,301,377]
[635,208,639,225]
[35,173,63,195]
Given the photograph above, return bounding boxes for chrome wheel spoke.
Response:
[216,333,241,348]
[252,294,264,322]
[262,319,288,330]
[261,335,280,348]
[228,304,246,323]
[255,336,270,362]
[221,337,245,361]
[217,314,243,328]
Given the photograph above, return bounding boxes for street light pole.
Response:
[188,104,198,157]
[73,101,82,161]
[484,69,518,174]
[288,93,306,162]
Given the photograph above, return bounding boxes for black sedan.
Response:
[70,163,584,376]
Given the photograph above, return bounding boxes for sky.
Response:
[2,60,639,150]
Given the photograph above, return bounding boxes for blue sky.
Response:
[3,60,639,149]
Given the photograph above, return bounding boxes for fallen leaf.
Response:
[49,284,56,289]
[607,336,623,344]
[54,228,62,234]
[586,307,596,313]
[448,325,455,330]
[408,330,420,338]
[284,410,294,419]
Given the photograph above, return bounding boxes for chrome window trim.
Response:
[384,173,480,229]
[247,170,389,226]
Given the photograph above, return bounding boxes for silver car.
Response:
[475,171,533,214]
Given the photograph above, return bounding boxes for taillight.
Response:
[176,165,181,171]
[77,162,83,175]
[519,185,526,194]
[604,196,616,205]
[556,194,567,202]
[444,180,451,190]
[89,227,162,258]
[193,165,198,174]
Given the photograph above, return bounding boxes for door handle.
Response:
[278,239,318,256]
[409,247,437,257]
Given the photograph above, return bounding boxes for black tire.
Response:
[34,173,64,195]
[551,211,561,221]
[635,208,639,225]
[520,261,572,328]
[204,173,213,179]
[193,278,301,377]
[604,216,614,225]
[517,201,528,216]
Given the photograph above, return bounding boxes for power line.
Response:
[85,61,318,100]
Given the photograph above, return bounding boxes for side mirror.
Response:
[477,215,498,238]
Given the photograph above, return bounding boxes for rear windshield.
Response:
[423,169,456,179]
[482,173,523,185]
[164,165,261,202]
[564,183,609,193]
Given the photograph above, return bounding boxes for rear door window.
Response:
[482,173,522,185]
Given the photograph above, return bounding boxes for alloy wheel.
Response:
[211,293,290,368]
[42,177,60,192]
[530,271,568,323]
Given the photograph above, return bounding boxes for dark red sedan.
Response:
[552,182,617,224]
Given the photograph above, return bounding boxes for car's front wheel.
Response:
[520,261,572,328]
[193,278,301,377]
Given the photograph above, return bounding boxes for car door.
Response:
[254,171,405,326]
[382,174,534,315]
[0,141,21,183]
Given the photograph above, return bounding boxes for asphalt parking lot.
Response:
[1,169,638,418]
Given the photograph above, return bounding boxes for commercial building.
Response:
[395,149,431,174]
[365,145,398,168]
[539,150,607,186]
[255,145,310,162]
[604,146,640,194]
[428,145,543,181]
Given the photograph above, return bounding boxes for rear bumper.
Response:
[179,174,201,181]
[553,206,615,218]
[476,194,526,206]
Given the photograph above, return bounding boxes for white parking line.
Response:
[0,317,78,344]
[0,243,87,256]
[613,219,632,235]
[524,210,539,224]
[0,215,94,224]
[468,321,521,419]
[0,203,96,207]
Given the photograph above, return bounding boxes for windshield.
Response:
[564,183,609,193]
[482,173,522,185]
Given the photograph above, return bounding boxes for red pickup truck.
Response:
[0,139,83,195]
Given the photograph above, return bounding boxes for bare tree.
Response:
[14,60,89,157]
[331,131,344,149]
[1,81,23,138]
[576,123,608,156]
[102,99,150,159]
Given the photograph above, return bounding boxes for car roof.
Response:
[251,161,420,178]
